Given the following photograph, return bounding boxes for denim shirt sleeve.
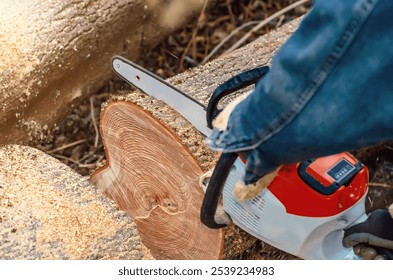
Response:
[208,0,393,184]
[208,0,380,152]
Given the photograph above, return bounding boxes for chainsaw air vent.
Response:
[229,205,260,232]
[250,194,266,211]
[221,161,266,233]
[223,189,264,233]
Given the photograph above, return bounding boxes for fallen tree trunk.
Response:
[0,0,206,145]
[91,18,303,260]
[0,145,145,260]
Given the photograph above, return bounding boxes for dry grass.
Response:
[142,0,311,77]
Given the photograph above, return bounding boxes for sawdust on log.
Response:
[0,1,36,102]
[0,145,143,259]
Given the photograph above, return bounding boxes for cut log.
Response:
[91,100,223,259]
[91,95,258,260]
[91,18,303,260]
[0,0,206,145]
[0,145,145,260]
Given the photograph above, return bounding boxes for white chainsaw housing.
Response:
[222,159,367,260]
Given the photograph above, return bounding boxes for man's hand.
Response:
[343,209,393,260]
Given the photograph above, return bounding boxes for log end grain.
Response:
[91,100,224,260]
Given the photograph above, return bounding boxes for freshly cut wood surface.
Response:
[91,100,223,260]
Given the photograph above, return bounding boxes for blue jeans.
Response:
[208,0,393,184]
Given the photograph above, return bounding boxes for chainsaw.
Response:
[111,55,369,260]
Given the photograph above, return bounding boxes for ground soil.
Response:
[34,0,393,259]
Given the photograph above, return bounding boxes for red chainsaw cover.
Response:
[267,152,368,217]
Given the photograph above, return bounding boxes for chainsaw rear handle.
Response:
[200,152,238,229]
[206,65,270,128]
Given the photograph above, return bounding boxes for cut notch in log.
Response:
[91,100,224,260]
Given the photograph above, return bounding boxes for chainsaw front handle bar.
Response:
[206,66,270,129]
[201,65,269,229]
[200,152,238,228]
